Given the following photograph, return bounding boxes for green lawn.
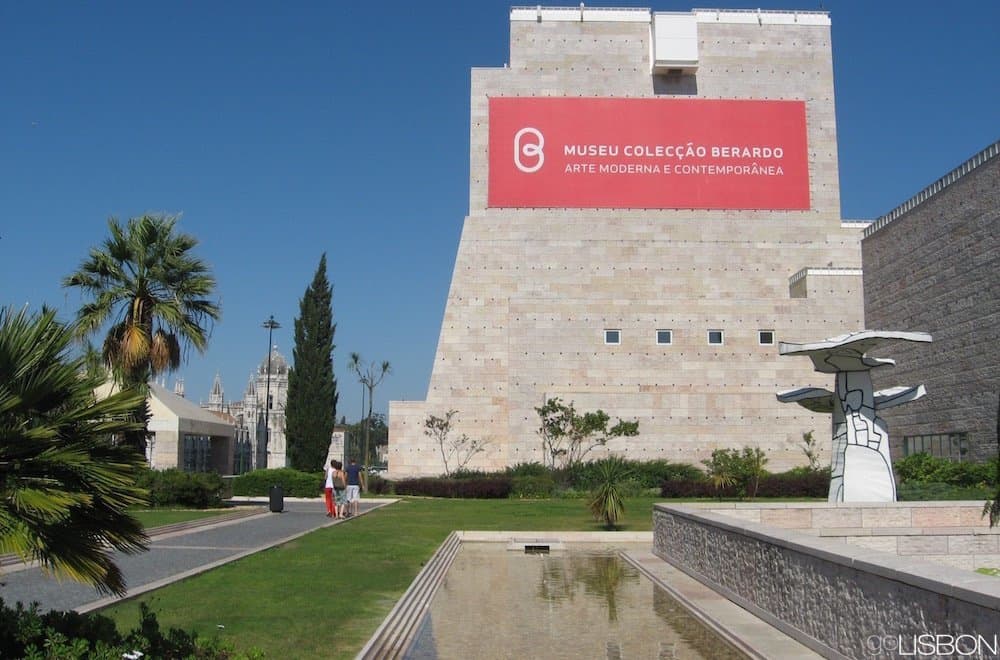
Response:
[101,496,661,658]
[130,508,236,529]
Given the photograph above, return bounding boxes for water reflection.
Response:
[538,552,636,622]
[405,543,745,659]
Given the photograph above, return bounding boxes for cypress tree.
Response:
[286,254,338,470]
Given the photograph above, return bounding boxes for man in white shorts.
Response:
[344,457,366,517]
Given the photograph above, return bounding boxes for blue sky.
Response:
[2,1,997,422]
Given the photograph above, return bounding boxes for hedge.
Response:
[659,469,830,499]
[895,453,998,487]
[511,474,558,498]
[897,481,994,501]
[231,468,324,497]
[393,477,512,498]
[136,469,224,508]
[565,459,704,490]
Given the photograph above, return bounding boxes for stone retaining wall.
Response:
[653,503,1000,659]
[694,501,1000,571]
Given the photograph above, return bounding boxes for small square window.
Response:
[707,330,724,345]
[656,329,673,345]
[759,330,775,345]
[604,329,621,345]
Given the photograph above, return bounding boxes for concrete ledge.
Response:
[653,503,1000,659]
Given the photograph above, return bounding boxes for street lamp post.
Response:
[262,315,281,468]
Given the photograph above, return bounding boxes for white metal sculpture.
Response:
[777,331,931,502]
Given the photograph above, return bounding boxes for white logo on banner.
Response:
[514,127,544,173]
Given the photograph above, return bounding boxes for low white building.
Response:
[147,382,236,473]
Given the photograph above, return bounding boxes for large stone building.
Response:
[862,141,999,463]
[388,6,868,477]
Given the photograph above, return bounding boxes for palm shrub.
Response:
[587,455,633,529]
[0,307,149,595]
[701,449,738,499]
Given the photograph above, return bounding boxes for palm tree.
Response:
[0,307,149,595]
[63,214,220,453]
[348,353,390,470]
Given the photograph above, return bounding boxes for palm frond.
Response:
[0,306,149,596]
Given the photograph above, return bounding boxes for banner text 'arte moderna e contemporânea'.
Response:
[487,97,810,210]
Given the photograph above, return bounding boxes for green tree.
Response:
[348,353,391,473]
[62,214,220,454]
[0,307,149,595]
[345,414,387,466]
[285,254,338,471]
[800,429,820,471]
[702,446,769,500]
[424,409,489,476]
[535,397,639,470]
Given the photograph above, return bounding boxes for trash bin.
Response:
[269,484,284,513]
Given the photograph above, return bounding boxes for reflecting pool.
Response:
[405,543,745,659]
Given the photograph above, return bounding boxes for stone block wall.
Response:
[689,501,1000,571]
[862,145,999,462]
[653,503,1000,659]
[388,8,866,478]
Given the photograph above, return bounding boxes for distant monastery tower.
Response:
[205,346,290,469]
[388,6,866,478]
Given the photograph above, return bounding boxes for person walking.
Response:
[344,457,366,517]
[332,460,347,519]
[323,459,337,518]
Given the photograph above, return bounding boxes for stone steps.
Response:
[356,531,462,659]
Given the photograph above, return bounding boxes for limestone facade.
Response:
[862,142,1000,462]
[204,347,290,470]
[388,7,866,477]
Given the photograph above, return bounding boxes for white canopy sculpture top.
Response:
[777,330,932,502]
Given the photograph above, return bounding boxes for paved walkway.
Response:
[0,498,392,614]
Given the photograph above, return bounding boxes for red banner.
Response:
[487,97,810,210]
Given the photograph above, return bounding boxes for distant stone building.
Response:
[862,141,999,462]
[388,6,867,478]
[204,346,290,470]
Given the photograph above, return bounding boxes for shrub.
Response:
[231,468,323,497]
[137,469,224,508]
[701,447,768,499]
[449,468,492,480]
[898,482,994,501]
[629,460,704,488]
[505,462,549,478]
[588,455,633,529]
[659,479,726,498]
[0,598,252,659]
[559,459,690,491]
[754,469,830,498]
[660,467,830,499]
[367,474,392,495]
[895,453,996,487]
[511,474,557,498]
